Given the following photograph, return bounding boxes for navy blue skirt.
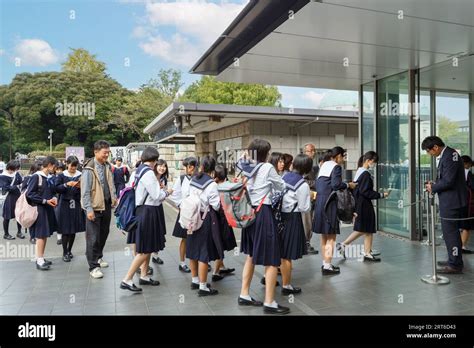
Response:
[158,204,167,235]
[460,205,474,230]
[172,212,188,239]
[56,198,86,235]
[240,204,281,267]
[2,191,20,220]
[312,193,340,234]
[29,204,57,238]
[354,199,376,233]
[217,207,237,252]
[281,212,307,260]
[186,210,221,263]
[135,205,166,254]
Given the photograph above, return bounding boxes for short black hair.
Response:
[42,156,58,167]
[292,154,313,175]
[421,136,445,150]
[196,155,216,179]
[141,147,160,162]
[57,162,66,171]
[282,153,293,171]
[94,140,111,151]
[461,155,473,166]
[184,157,198,168]
[214,164,228,182]
[329,146,346,159]
[248,139,271,163]
[6,160,20,171]
[269,152,283,169]
[66,156,79,167]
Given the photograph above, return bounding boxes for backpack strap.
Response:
[133,166,152,206]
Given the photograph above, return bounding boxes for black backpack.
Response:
[325,188,355,225]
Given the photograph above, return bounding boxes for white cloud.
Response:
[132,0,248,67]
[14,39,58,66]
[302,91,326,108]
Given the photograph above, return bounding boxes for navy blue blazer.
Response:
[432,146,468,211]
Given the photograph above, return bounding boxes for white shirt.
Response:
[135,169,166,206]
[185,179,220,212]
[436,146,447,168]
[169,175,191,208]
[245,163,285,206]
[282,181,310,213]
[0,161,5,171]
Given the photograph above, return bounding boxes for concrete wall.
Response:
[194,119,359,170]
[156,144,195,184]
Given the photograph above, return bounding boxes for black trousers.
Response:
[440,207,464,270]
[85,202,112,271]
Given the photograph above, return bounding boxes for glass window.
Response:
[362,82,375,154]
[377,72,410,236]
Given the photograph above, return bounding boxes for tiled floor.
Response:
[0,202,472,315]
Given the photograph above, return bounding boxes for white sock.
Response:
[323,262,332,270]
[192,277,199,284]
[180,261,186,267]
[283,284,294,290]
[264,301,278,308]
[140,276,151,281]
[123,279,133,286]
[37,257,45,266]
[212,271,219,275]
[199,282,209,291]
[239,294,252,301]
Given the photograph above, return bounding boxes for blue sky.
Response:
[0,0,357,109]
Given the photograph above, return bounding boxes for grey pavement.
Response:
[0,202,473,316]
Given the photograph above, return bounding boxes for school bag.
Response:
[325,188,356,224]
[15,175,43,228]
[114,166,151,233]
[178,189,209,234]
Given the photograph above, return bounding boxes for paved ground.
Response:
[0,202,473,316]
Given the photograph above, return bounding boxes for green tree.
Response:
[62,48,107,75]
[181,76,281,106]
[437,116,459,141]
[145,69,183,100]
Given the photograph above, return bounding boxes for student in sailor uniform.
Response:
[312,146,356,275]
[183,155,222,296]
[269,152,283,173]
[112,157,130,197]
[21,162,43,244]
[237,139,290,315]
[168,157,198,273]
[280,154,312,295]
[460,155,474,254]
[120,147,171,292]
[0,160,23,240]
[26,156,59,271]
[337,152,389,262]
[151,158,169,265]
[55,156,86,262]
[211,164,236,282]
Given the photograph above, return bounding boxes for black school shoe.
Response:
[3,234,15,240]
[219,268,235,275]
[179,264,191,273]
[281,286,302,295]
[62,254,71,262]
[363,255,381,262]
[68,252,74,259]
[190,282,210,290]
[30,238,36,244]
[321,265,340,275]
[120,281,143,292]
[138,278,160,286]
[56,239,62,245]
[260,277,280,286]
[36,263,50,271]
[238,297,263,307]
[462,248,473,254]
[16,232,25,239]
[43,259,52,266]
[198,287,218,297]
[263,304,290,315]
[152,256,164,264]
[212,274,224,282]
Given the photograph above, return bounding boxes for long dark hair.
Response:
[358,151,379,167]
[156,159,169,185]
[269,152,283,170]
[196,155,216,179]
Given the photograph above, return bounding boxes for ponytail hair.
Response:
[359,151,379,167]
[357,155,364,168]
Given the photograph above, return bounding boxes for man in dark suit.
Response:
[302,143,320,255]
[423,136,467,274]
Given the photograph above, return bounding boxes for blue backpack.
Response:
[114,166,151,233]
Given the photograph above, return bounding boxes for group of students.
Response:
[1,137,472,315]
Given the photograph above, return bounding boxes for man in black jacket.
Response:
[423,136,467,274]
[302,143,319,255]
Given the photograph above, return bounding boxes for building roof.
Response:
[191,0,474,91]
[144,102,358,143]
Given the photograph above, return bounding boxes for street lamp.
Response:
[0,109,13,160]
[48,129,54,154]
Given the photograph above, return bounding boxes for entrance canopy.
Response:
[191,0,474,91]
